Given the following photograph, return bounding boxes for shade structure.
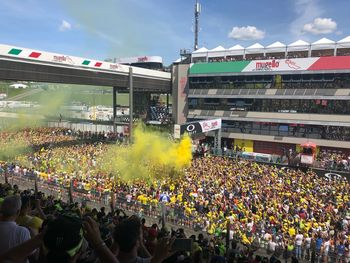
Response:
[265,41,286,53]
[226,44,244,56]
[311,38,336,50]
[207,46,226,58]
[337,36,350,48]
[301,142,317,149]
[192,47,208,58]
[288,40,310,51]
[245,43,264,54]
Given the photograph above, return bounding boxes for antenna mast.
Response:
[194,0,201,51]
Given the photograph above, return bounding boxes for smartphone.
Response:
[172,238,193,251]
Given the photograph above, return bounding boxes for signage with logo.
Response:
[116,56,163,64]
[53,55,75,65]
[174,124,181,139]
[324,172,344,181]
[109,64,119,70]
[199,118,222,133]
[242,57,318,72]
[179,119,222,136]
[180,121,203,136]
[255,59,280,71]
[300,155,314,165]
[137,56,148,62]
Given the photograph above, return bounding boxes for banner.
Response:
[190,56,350,74]
[180,119,222,136]
[242,58,318,72]
[174,124,181,139]
[180,121,203,135]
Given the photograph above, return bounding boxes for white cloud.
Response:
[228,26,265,40]
[336,30,343,35]
[302,18,337,35]
[59,20,72,32]
[290,0,323,37]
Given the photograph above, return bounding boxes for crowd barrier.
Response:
[209,153,350,181]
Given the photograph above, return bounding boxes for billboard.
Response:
[116,56,163,64]
[190,56,350,74]
[177,118,222,136]
[242,58,318,72]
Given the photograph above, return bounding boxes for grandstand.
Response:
[178,36,350,155]
[149,105,169,123]
[191,36,350,62]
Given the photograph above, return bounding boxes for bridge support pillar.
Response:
[129,67,133,143]
[166,92,169,113]
[112,86,118,133]
[214,128,222,155]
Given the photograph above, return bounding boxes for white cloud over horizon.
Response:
[290,0,323,37]
[228,26,265,40]
[59,20,72,32]
[302,17,337,35]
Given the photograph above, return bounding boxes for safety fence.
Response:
[1,172,200,229]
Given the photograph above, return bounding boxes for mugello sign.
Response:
[190,56,350,74]
[243,57,319,72]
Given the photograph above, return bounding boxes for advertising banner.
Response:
[242,58,318,72]
[174,124,181,139]
[190,56,350,74]
[199,118,222,132]
[179,118,222,136]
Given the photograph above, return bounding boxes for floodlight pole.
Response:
[194,0,201,51]
[129,67,133,143]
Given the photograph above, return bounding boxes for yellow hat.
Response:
[29,216,43,230]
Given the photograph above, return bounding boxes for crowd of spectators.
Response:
[317,150,350,172]
[194,48,350,64]
[0,183,177,263]
[1,128,350,262]
[191,99,350,116]
[149,106,170,124]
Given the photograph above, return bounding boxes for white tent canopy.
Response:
[192,47,208,58]
[337,36,350,48]
[265,41,286,53]
[311,37,336,50]
[287,40,310,51]
[227,44,244,56]
[207,46,226,57]
[229,44,244,50]
[245,43,264,54]
[190,37,350,61]
[209,46,225,51]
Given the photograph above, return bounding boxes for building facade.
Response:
[181,40,350,154]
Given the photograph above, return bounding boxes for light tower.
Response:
[194,0,201,51]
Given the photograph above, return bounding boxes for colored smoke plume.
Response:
[100,124,192,183]
[1,88,72,131]
[0,138,32,162]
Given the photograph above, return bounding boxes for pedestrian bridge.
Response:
[0,44,171,93]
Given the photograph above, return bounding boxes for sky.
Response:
[0,0,349,65]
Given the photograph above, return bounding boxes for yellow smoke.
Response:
[0,138,32,162]
[100,124,192,183]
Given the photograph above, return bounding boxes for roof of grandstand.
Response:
[192,36,350,56]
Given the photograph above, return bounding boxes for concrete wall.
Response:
[219,131,350,149]
[172,64,190,124]
[188,109,350,126]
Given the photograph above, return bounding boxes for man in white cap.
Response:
[0,195,31,260]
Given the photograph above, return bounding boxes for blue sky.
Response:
[0,0,349,65]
